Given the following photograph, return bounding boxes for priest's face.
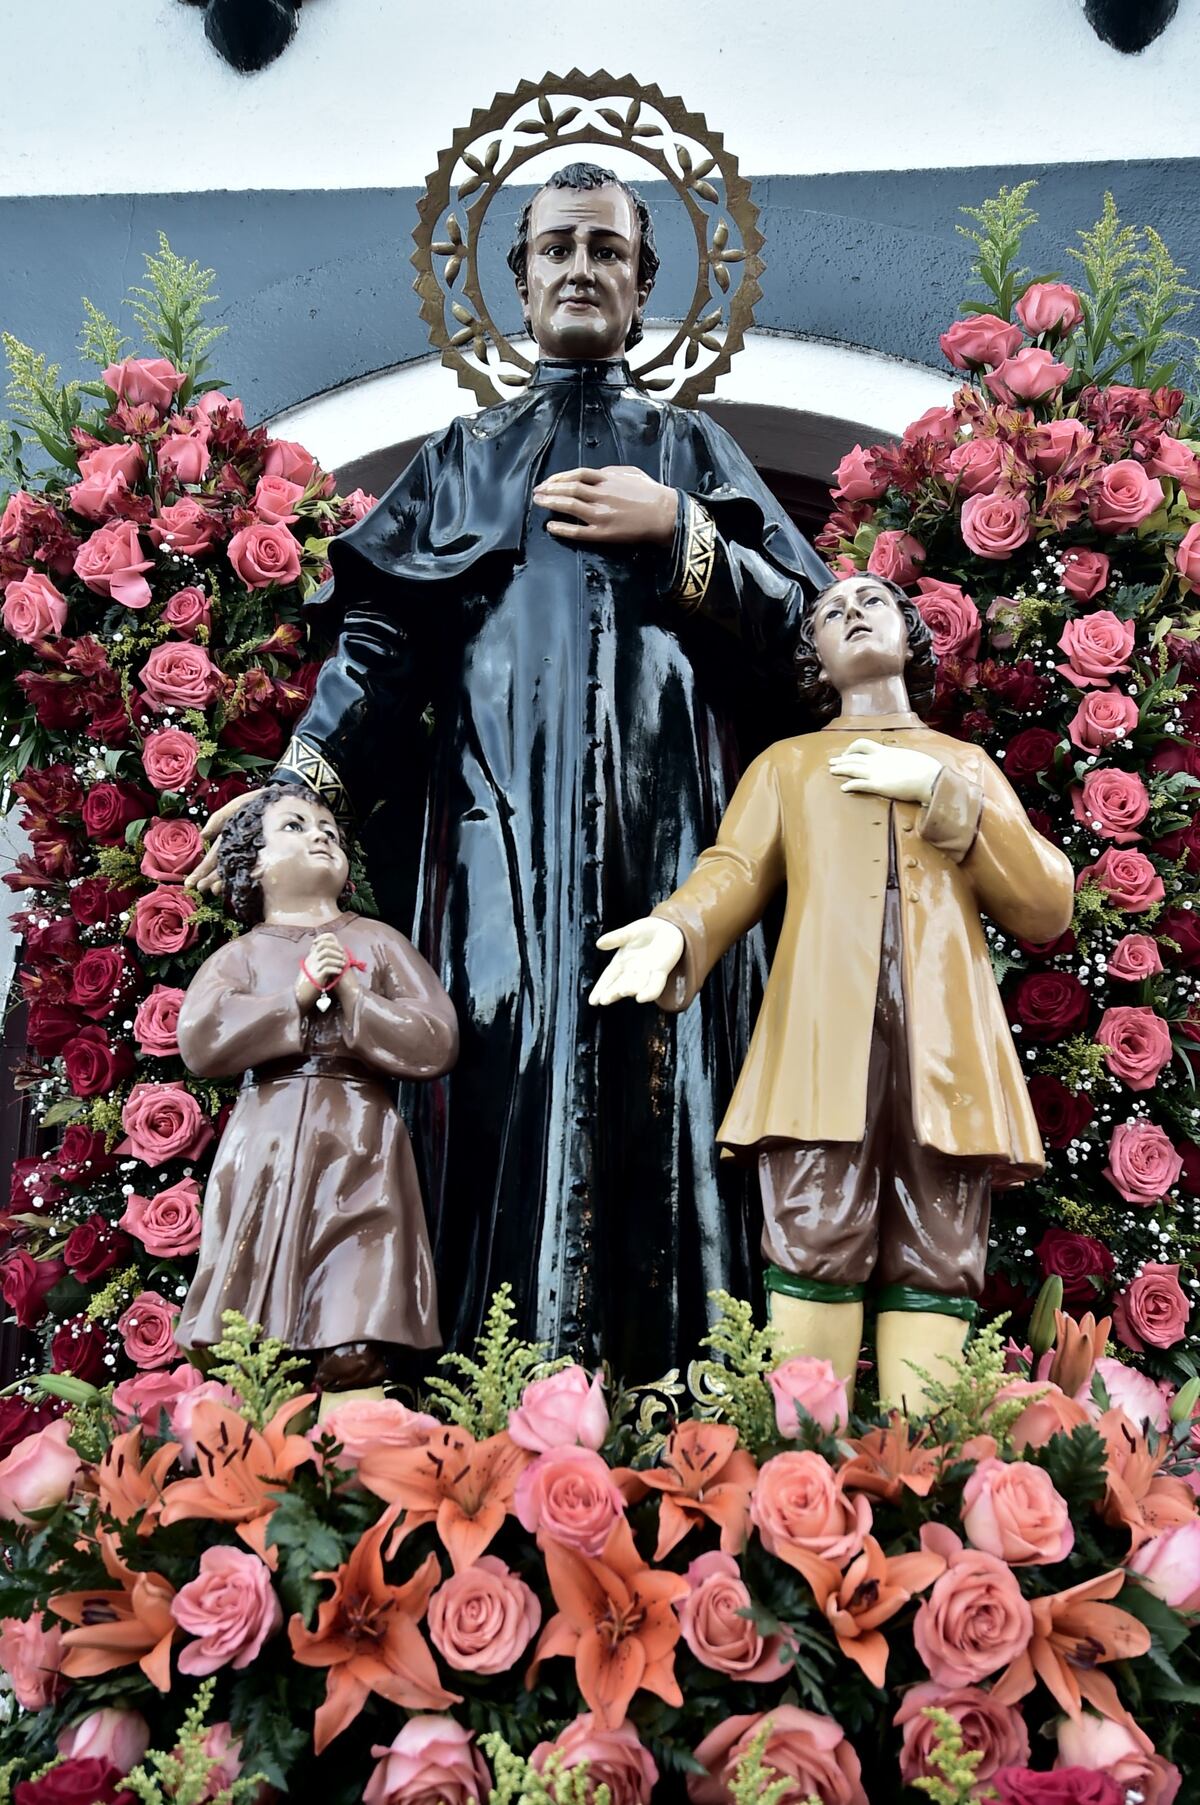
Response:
[813,577,911,692]
[518,184,650,360]
[254,793,349,912]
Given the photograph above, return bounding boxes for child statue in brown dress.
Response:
[174,781,458,1399]
[591,575,1074,1413]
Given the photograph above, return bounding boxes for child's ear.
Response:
[817,665,829,686]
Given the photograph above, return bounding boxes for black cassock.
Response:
[278,357,829,1378]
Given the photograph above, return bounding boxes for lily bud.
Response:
[1029,1276,1064,1359]
[1170,1376,1200,1424]
[36,1373,101,1405]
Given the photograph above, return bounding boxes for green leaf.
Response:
[1120,1579,1191,1655]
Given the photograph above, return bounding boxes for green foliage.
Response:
[427,1282,566,1438]
[126,233,225,379]
[84,1262,142,1323]
[910,1707,993,1805]
[78,296,131,371]
[1070,193,1199,388]
[1121,1578,1191,1657]
[125,1679,267,1804]
[1,331,82,467]
[1030,1423,1109,1510]
[957,181,1040,320]
[265,1487,349,1625]
[0,1758,22,1805]
[687,1290,780,1459]
[919,1315,1023,1452]
[1042,1034,1110,1095]
[721,1722,815,1805]
[207,1309,308,1430]
[227,1670,314,1790]
[476,1734,610,1805]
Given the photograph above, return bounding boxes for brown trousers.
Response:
[758,888,991,1299]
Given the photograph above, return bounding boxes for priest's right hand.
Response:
[589,917,685,1006]
[188,787,266,894]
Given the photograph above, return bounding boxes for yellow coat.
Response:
[652,712,1075,1181]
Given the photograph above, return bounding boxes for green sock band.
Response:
[765,1266,865,1305]
[875,1284,978,1322]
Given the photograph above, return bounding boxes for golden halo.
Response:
[411,68,765,410]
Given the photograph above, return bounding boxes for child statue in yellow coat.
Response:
[591,574,1074,1411]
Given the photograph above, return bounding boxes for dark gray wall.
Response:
[1,160,1196,425]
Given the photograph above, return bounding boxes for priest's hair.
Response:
[217,779,351,925]
[506,161,660,351]
[794,577,936,723]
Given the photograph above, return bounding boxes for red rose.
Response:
[1060,548,1110,601]
[62,1026,135,1098]
[1008,971,1090,1042]
[80,782,153,846]
[1076,846,1164,913]
[219,707,287,759]
[18,914,81,971]
[9,1156,64,1213]
[118,1081,213,1165]
[980,659,1048,712]
[55,1126,115,1183]
[1027,1075,1093,1149]
[140,818,204,882]
[70,945,138,1020]
[129,885,200,956]
[1158,905,1200,967]
[27,1002,84,1057]
[69,875,136,928]
[994,1769,1122,1805]
[50,1316,108,1384]
[1071,769,1150,844]
[0,1397,39,1462]
[193,774,251,815]
[1089,460,1165,533]
[148,497,221,557]
[13,1756,136,1805]
[1002,727,1060,784]
[138,641,221,712]
[1096,1005,1173,1091]
[63,1213,132,1283]
[227,521,303,591]
[13,762,84,824]
[0,1251,67,1329]
[1035,1228,1115,1304]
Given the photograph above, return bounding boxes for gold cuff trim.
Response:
[671,496,717,611]
[276,735,351,823]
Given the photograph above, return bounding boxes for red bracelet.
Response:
[300,948,367,992]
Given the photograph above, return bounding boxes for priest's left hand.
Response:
[828,738,943,805]
[532,466,678,545]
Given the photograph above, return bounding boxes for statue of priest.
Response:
[197,162,829,1377]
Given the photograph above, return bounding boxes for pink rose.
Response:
[57,1710,151,1774]
[130,884,200,955]
[1056,611,1135,688]
[1178,522,1200,594]
[261,438,319,486]
[141,726,200,792]
[947,437,1006,496]
[73,521,154,610]
[897,1683,1030,1790]
[187,1724,243,1801]
[912,1525,1033,1685]
[751,1451,871,1567]
[141,819,204,883]
[3,570,68,642]
[1016,283,1084,336]
[111,1362,204,1437]
[0,1614,66,1709]
[677,1551,790,1681]
[341,488,378,524]
[69,443,146,522]
[915,577,982,659]
[688,1708,867,1805]
[317,1395,439,1462]
[226,521,302,591]
[0,1419,82,1523]
[1114,1261,1191,1352]
[102,357,186,412]
[171,1545,282,1675]
[156,432,210,489]
[138,640,221,711]
[1076,846,1164,912]
[508,1365,609,1452]
[833,445,887,502]
[251,475,305,524]
[119,1177,203,1258]
[769,1355,849,1437]
[1090,459,1165,532]
[985,347,1071,404]
[867,529,925,586]
[1071,769,1149,844]
[148,497,220,556]
[162,586,211,638]
[118,1080,214,1165]
[427,1554,540,1674]
[1096,1005,1173,1091]
[116,1289,181,1370]
[1146,434,1200,507]
[1105,932,1163,981]
[961,1456,1073,1565]
[134,980,187,1056]
[1092,1356,1171,1432]
[1056,1715,1181,1805]
[531,1715,658,1805]
[193,392,245,428]
[1128,1520,1200,1612]
[513,1446,626,1556]
[961,491,1031,560]
[364,1718,491,1805]
[1104,1120,1183,1205]
[939,315,1023,371]
[1067,688,1138,751]
[1032,419,1092,475]
[903,405,959,447]
[1061,547,1110,600]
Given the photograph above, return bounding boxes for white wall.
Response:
[2,0,1197,197]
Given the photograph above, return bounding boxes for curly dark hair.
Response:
[505,161,660,352]
[794,576,936,723]
[217,780,352,926]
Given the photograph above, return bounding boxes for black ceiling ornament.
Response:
[180,0,301,73]
[1081,0,1178,53]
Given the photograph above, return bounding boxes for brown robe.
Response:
[174,911,458,1354]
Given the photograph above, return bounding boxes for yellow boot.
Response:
[766,1289,864,1404]
[876,1309,970,1416]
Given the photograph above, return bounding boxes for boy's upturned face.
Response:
[253,794,349,910]
[813,578,911,693]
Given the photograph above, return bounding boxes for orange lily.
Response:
[356,1425,529,1572]
[1049,1310,1112,1399]
[156,1395,315,1567]
[1096,1409,1196,1554]
[527,1517,689,1729]
[288,1502,459,1752]
[50,1529,177,1692]
[838,1416,945,1503]
[96,1428,180,1534]
[800,1533,945,1688]
[615,1420,758,1560]
[991,1569,1151,1728]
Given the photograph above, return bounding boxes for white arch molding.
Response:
[267,329,957,499]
